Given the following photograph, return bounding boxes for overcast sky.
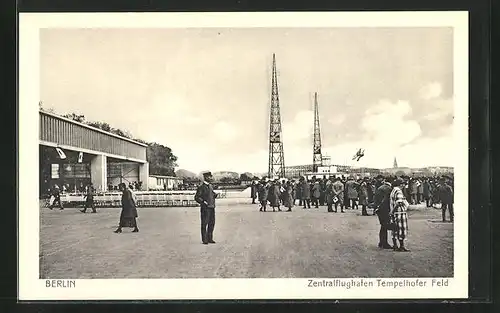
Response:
[40,27,454,174]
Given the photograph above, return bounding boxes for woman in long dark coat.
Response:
[301,178,311,209]
[257,180,269,212]
[114,183,139,233]
[267,180,282,212]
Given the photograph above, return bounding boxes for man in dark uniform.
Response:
[195,171,218,244]
[250,181,258,204]
[319,176,327,206]
[439,177,454,222]
[374,175,393,249]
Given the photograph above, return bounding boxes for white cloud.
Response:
[419,82,443,100]
[361,99,422,148]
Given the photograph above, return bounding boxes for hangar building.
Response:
[39,110,149,195]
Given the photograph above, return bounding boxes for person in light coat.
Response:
[311,179,321,208]
[267,179,282,212]
[358,178,369,216]
[301,177,311,209]
[282,181,294,212]
[345,177,359,210]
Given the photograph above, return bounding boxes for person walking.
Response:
[194,171,218,244]
[114,183,139,233]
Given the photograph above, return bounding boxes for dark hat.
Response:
[202,171,212,177]
[393,178,405,186]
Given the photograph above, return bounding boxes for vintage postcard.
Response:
[18,12,468,300]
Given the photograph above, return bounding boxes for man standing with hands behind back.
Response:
[195,171,218,245]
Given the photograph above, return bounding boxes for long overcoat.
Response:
[258,183,269,202]
[301,181,311,200]
[325,181,334,204]
[267,183,281,207]
[282,184,294,208]
[423,181,432,198]
[120,188,138,219]
[346,180,358,199]
[312,182,321,199]
[358,182,368,206]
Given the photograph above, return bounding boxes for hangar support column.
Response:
[139,162,149,191]
[91,154,107,192]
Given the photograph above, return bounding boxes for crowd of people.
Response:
[249,174,454,252]
[251,174,453,213]
[45,171,454,248]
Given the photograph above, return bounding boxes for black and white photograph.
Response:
[19,12,469,300]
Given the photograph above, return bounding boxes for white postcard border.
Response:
[18,11,469,300]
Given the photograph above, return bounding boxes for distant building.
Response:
[284,164,314,178]
[285,160,452,179]
[425,166,454,174]
[148,175,183,190]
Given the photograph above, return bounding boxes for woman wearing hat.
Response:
[389,178,410,252]
[114,182,139,233]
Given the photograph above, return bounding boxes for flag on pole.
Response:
[78,152,83,163]
[55,147,66,160]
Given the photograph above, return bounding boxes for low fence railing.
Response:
[39,189,246,208]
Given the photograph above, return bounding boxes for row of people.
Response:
[250,174,454,216]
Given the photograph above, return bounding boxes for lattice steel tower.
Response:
[268,54,285,179]
[312,92,323,172]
